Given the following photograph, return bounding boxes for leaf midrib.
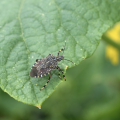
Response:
[18,0,39,105]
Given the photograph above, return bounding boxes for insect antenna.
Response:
[63,58,76,65]
[62,40,66,55]
[57,40,67,56]
[62,40,76,65]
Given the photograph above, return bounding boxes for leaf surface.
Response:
[0,0,120,107]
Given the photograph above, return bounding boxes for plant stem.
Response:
[102,34,120,50]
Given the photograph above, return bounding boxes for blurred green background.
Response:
[0,24,120,120]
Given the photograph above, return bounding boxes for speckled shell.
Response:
[30,54,64,78]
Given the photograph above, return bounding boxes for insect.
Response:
[30,40,75,91]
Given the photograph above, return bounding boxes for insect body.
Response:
[30,41,67,91]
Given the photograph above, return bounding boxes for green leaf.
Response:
[0,0,120,107]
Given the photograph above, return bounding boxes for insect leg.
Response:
[40,72,52,91]
[58,70,62,79]
[57,66,66,81]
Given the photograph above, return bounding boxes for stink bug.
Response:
[30,41,75,91]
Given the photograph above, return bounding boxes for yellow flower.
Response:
[106,23,120,65]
